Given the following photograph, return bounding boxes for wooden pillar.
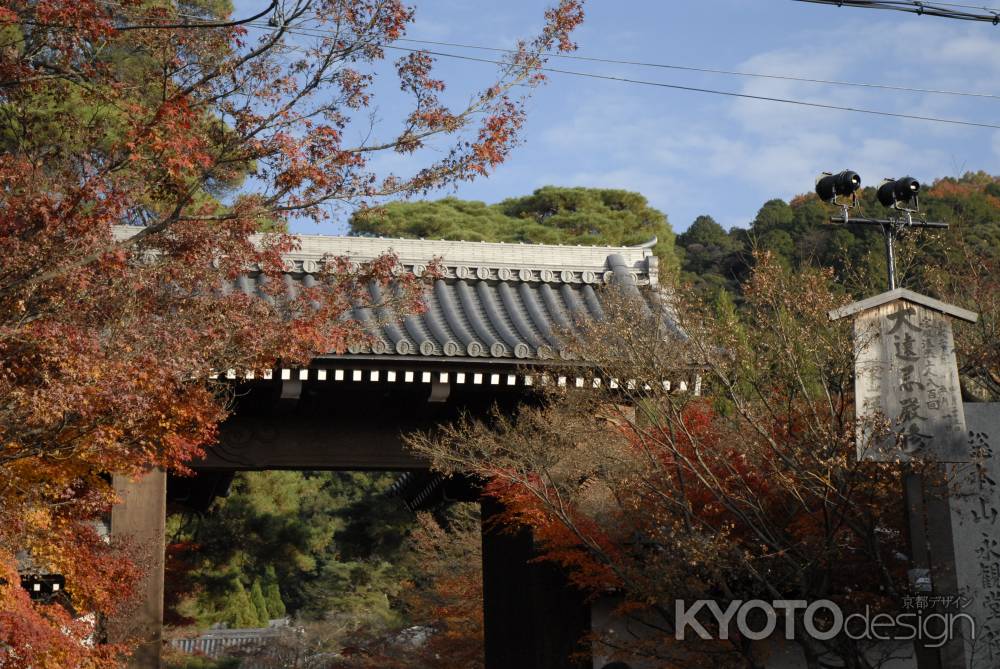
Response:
[904,470,943,669]
[110,469,167,669]
[481,497,591,669]
[904,466,968,669]
[923,465,967,669]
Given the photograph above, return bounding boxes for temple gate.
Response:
[109,232,682,669]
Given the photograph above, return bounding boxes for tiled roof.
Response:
[113,228,679,364]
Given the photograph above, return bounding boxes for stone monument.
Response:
[949,403,1000,669]
[829,288,977,463]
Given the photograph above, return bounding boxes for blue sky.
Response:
[276,1,1000,235]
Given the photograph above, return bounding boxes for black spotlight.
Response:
[815,170,861,202]
[877,176,920,208]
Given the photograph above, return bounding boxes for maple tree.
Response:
[0,0,583,665]
[395,506,484,669]
[410,254,911,669]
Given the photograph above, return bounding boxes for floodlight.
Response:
[815,170,861,202]
[877,177,920,208]
[813,169,942,291]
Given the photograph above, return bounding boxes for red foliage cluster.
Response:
[481,394,904,625]
[484,477,621,592]
[0,0,583,665]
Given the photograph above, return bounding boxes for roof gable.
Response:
[828,288,978,324]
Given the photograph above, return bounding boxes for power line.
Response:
[792,0,1000,23]
[243,22,1000,131]
[438,50,1000,130]
[93,0,1000,101]
[33,6,999,131]
[919,0,1000,10]
[388,37,1000,101]
[86,1,1000,100]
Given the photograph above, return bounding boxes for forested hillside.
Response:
[676,171,1000,299]
[674,172,999,399]
[349,174,1000,301]
[350,174,996,397]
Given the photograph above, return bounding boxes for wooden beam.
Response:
[195,413,429,470]
[109,469,167,669]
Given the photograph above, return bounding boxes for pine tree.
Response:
[349,186,680,279]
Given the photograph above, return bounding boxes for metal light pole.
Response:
[827,212,947,291]
[817,172,948,290]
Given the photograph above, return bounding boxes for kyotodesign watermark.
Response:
[675,599,975,648]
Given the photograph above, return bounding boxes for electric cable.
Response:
[23,2,1000,131]
[792,0,1000,23]
[243,22,1000,131]
[389,37,1000,101]
[88,0,1000,100]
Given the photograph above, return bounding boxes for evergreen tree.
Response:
[350,198,513,242]
[751,198,794,234]
[249,579,270,626]
[350,186,680,278]
[168,471,413,626]
[678,215,729,248]
[262,566,286,619]
[220,577,259,629]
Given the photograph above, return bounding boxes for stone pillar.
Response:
[949,404,1000,669]
[481,497,591,669]
[109,469,167,669]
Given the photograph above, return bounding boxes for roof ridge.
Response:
[111,225,655,252]
[828,288,978,323]
[111,225,657,280]
[297,232,656,253]
[288,234,654,277]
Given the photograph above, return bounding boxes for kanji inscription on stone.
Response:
[848,296,972,462]
[950,404,1000,668]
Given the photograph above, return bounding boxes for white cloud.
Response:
[715,18,1000,202]
[394,4,1000,233]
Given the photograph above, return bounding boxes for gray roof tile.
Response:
[111,227,676,363]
